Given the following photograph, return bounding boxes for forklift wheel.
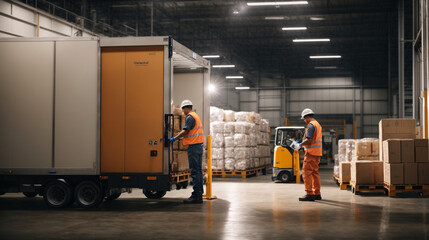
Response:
[278,171,292,183]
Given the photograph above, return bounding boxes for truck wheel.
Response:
[279,171,292,183]
[75,181,103,208]
[23,192,38,198]
[43,180,73,208]
[105,192,121,201]
[143,189,166,199]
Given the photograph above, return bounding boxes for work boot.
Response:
[183,196,203,204]
[314,195,322,200]
[299,195,315,201]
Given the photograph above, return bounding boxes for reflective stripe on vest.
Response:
[304,119,323,156]
[182,112,205,146]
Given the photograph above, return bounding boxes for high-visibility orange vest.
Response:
[304,119,323,156]
[182,112,205,146]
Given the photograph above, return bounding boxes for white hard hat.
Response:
[301,108,314,119]
[180,100,193,109]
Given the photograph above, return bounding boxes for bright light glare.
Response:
[247,1,308,6]
[235,86,250,90]
[310,55,342,59]
[212,65,235,68]
[282,27,307,31]
[265,16,285,20]
[203,55,220,58]
[209,84,216,93]
[310,17,325,21]
[226,76,244,79]
[293,39,330,42]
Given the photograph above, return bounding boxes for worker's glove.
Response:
[169,137,177,143]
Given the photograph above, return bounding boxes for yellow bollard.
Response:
[294,151,301,183]
[203,135,217,200]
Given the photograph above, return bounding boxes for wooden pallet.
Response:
[384,183,429,197]
[350,181,385,195]
[333,175,350,190]
[212,165,269,179]
[171,170,190,183]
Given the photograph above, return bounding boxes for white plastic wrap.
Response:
[346,139,356,162]
[235,112,251,122]
[224,110,235,122]
[224,137,235,148]
[224,148,234,158]
[257,145,271,157]
[254,113,262,125]
[234,147,249,159]
[249,133,257,147]
[235,122,251,134]
[258,132,270,145]
[260,119,269,132]
[210,121,224,134]
[212,159,225,170]
[253,158,260,167]
[212,133,225,148]
[248,147,255,158]
[333,166,340,177]
[212,147,224,160]
[260,157,271,166]
[210,106,224,122]
[234,134,250,147]
[224,122,235,134]
[225,158,235,170]
[248,123,257,134]
[235,159,251,170]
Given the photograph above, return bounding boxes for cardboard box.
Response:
[416,126,424,139]
[401,139,415,163]
[383,140,401,163]
[418,163,429,184]
[355,141,372,156]
[372,141,379,155]
[415,147,428,163]
[173,116,182,132]
[172,151,189,172]
[373,161,384,185]
[404,163,418,184]
[339,162,351,183]
[351,161,374,185]
[379,119,416,161]
[384,163,404,185]
[353,156,380,161]
[415,139,429,147]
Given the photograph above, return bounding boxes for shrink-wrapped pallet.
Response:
[260,119,269,132]
[235,159,251,170]
[346,140,356,162]
[224,110,235,122]
[260,157,271,166]
[234,147,250,159]
[254,113,262,125]
[257,145,271,157]
[210,106,224,122]
[212,159,225,170]
[235,122,251,134]
[254,124,260,133]
[338,139,348,157]
[249,123,257,134]
[224,136,235,148]
[172,105,182,116]
[333,166,340,177]
[235,112,252,122]
[224,122,235,133]
[258,132,270,145]
[225,148,234,158]
[210,121,224,133]
[253,158,260,167]
[212,133,224,148]
[249,133,257,147]
[212,148,224,160]
[248,147,255,158]
[234,134,249,147]
[225,158,235,170]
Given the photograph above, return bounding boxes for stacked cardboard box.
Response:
[350,139,383,185]
[171,105,191,172]
[210,106,271,170]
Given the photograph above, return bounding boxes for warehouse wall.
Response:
[212,77,388,139]
[0,0,95,37]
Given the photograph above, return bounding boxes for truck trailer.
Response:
[0,36,210,208]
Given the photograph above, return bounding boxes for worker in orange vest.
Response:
[297,108,323,201]
[170,100,205,204]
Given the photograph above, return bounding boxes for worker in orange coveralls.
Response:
[297,108,323,201]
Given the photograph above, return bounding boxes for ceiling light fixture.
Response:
[212,65,235,68]
[203,55,220,58]
[265,16,285,20]
[282,27,307,31]
[235,86,250,90]
[233,10,239,14]
[293,38,330,42]
[247,1,308,6]
[310,17,325,21]
[310,55,342,59]
[314,66,338,69]
[226,76,244,79]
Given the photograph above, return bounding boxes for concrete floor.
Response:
[0,168,428,240]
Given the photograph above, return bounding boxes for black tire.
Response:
[23,192,38,198]
[143,189,166,199]
[43,180,73,208]
[278,171,292,183]
[105,192,121,201]
[75,181,103,208]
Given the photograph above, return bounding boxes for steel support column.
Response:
[398,0,405,118]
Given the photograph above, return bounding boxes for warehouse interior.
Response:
[0,0,429,239]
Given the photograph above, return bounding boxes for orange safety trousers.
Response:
[302,153,321,195]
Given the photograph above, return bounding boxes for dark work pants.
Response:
[187,143,204,198]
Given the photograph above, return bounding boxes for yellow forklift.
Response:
[272,127,305,183]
